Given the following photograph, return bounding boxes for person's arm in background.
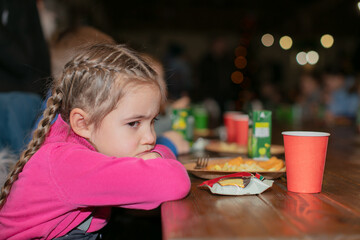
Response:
[156,131,190,156]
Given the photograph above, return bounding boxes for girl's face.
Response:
[88,84,161,158]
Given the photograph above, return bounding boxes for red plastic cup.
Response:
[234,114,249,146]
[224,111,241,143]
[282,131,330,193]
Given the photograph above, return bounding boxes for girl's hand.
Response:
[162,131,190,155]
[139,152,162,160]
[171,96,190,109]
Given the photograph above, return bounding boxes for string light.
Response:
[235,46,247,57]
[234,56,247,69]
[320,34,334,48]
[296,52,307,65]
[231,71,244,84]
[306,51,319,65]
[296,51,320,65]
[279,36,293,50]
[261,33,274,47]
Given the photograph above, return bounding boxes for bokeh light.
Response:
[279,36,293,50]
[235,46,247,57]
[358,1,360,11]
[306,51,319,65]
[261,33,274,47]
[231,71,244,84]
[320,34,334,48]
[234,56,247,69]
[296,52,307,65]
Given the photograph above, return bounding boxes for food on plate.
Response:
[219,142,246,152]
[206,156,285,172]
[198,172,274,195]
[218,178,246,188]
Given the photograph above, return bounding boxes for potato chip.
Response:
[206,156,284,172]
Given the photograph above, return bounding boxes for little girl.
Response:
[0,44,191,239]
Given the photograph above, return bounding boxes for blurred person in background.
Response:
[197,36,236,118]
[295,71,323,122]
[163,42,193,100]
[0,0,51,96]
[322,66,359,125]
[237,89,263,113]
[0,0,50,156]
[37,0,117,78]
[258,80,282,112]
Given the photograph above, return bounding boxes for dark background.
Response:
[58,0,360,90]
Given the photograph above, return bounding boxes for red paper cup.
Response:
[282,131,330,193]
[224,111,241,143]
[234,114,249,146]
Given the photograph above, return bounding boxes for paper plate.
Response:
[184,157,286,180]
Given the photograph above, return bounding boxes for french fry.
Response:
[206,156,284,172]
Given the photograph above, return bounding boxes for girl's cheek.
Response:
[122,139,139,154]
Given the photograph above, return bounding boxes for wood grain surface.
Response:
[162,123,360,239]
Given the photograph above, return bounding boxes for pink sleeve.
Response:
[151,144,177,160]
[49,144,190,210]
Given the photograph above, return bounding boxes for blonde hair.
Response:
[0,43,167,207]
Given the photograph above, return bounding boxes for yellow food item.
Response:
[206,156,284,172]
[218,178,245,188]
[219,142,244,151]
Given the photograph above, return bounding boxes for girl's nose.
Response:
[142,128,156,145]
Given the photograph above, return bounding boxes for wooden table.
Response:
[161,123,360,239]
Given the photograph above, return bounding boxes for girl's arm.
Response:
[151,144,176,159]
[137,144,176,160]
[49,144,190,210]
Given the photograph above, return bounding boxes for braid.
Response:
[72,44,156,78]
[0,90,63,208]
[115,46,154,76]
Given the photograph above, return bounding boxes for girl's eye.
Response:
[152,117,159,124]
[128,121,140,127]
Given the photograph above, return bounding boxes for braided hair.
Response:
[0,43,167,207]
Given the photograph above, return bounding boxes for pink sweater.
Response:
[0,117,190,239]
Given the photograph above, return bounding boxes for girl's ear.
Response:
[69,108,92,139]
